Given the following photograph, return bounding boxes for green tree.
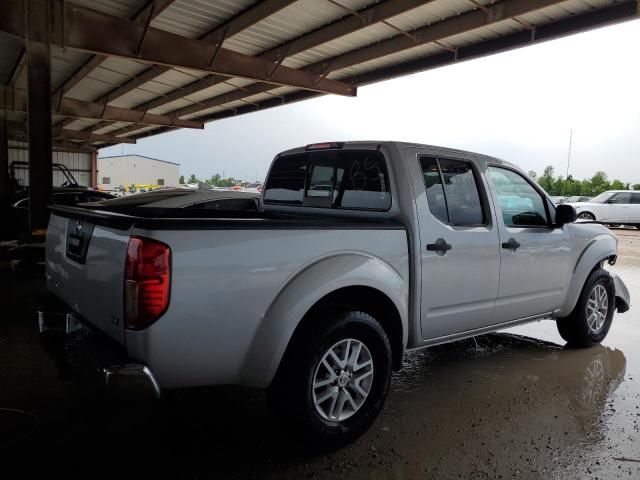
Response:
[188,174,198,184]
[632,184,640,190]
[527,170,537,180]
[537,166,555,194]
[610,179,625,190]
[179,175,185,184]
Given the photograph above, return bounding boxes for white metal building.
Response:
[98,155,180,189]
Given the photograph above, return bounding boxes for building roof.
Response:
[1,0,638,151]
[98,154,180,166]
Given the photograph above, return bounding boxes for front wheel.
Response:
[577,212,595,221]
[269,310,392,448]
[557,268,614,348]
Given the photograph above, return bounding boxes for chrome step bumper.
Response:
[36,294,161,400]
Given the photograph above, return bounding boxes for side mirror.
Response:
[555,204,577,226]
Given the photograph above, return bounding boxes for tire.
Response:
[268,310,392,448]
[557,268,615,348]
[577,212,595,221]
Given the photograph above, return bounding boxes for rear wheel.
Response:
[269,310,392,448]
[577,212,595,221]
[557,268,614,348]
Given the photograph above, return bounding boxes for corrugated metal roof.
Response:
[1,0,637,150]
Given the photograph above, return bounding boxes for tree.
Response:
[633,184,640,191]
[188,174,198,184]
[527,171,537,180]
[537,166,555,194]
[179,175,185,184]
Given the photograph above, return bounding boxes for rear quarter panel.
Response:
[125,227,409,389]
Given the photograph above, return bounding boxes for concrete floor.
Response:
[1,230,639,478]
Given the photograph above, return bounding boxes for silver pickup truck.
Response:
[43,141,630,445]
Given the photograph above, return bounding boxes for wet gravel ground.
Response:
[1,229,640,478]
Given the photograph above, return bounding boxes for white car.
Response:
[570,190,640,227]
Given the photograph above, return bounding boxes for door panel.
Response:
[605,192,632,222]
[412,156,500,340]
[487,167,571,323]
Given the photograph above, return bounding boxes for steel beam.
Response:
[56,128,136,144]
[173,0,640,127]
[26,0,53,232]
[84,0,298,134]
[51,0,176,100]
[130,0,573,123]
[0,108,8,195]
[99,0,435,135]
[1,87,204,128]
[0,0,354,96]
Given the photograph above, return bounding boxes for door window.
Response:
[631,193,640,204]
[419,157,485,226]
[608,192,632,204]
[488,167,549,227]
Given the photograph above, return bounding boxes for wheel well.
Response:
[294,286,404,371]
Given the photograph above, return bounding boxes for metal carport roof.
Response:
[1,0,638,151]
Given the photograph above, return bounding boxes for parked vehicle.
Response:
[42,141,630,446]
[561,195,591,204]
[570,190,640,227]
[0,162,114,240]
[243,182,264,194]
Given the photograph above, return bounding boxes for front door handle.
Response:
[426,238,452,255]
[502,238,521,251]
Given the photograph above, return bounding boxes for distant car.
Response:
[549,196,566,205]
[560,196,591,204]
[570,190,640,227]
[243,182,264,194]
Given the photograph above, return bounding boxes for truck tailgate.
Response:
[46,212,130,344]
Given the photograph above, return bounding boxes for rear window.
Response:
[264,150,391,211]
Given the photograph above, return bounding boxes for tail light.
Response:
[124,236,171,330]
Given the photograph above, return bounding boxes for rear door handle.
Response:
[501,238,521,251]
[426,238,452,255]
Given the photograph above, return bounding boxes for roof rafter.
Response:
[86,0,298,133]
[0,87,204,128]
[114,0,640,145]
[51,0,176,101]
[112,0,565,137]
[0,0,355,96]
[93,0,438,135]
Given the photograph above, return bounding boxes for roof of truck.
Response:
[278,141,514,169]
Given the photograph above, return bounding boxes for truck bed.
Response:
[45,204,409,389]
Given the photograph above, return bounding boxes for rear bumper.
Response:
[36,294,160,400]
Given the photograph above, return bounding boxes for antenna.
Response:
[564,128,573,196]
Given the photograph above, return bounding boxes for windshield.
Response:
[590,192,614,203]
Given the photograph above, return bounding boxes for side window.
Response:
[609,192,632,204]
[263,154,307,205]
[631,193,640,204]
[420,157,448,224]
[419,156,485,226]
[488,167,549,227]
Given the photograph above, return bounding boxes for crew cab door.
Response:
[486,166,571,323]
[412,156,500,340]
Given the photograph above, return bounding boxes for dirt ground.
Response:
[1,229,639,478]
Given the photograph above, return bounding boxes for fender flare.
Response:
[238,253,409,388]
[558,234,616,317]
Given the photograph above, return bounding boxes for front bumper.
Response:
[36,293,160,400]
[611,272,630,313]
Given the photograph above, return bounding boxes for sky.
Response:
[100,18,640,184]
